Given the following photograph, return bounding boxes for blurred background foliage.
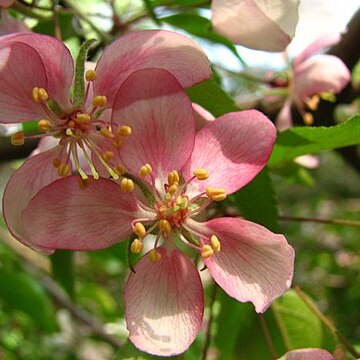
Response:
[0,0,360,359]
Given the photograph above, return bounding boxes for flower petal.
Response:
[125,246,204,356]
[283,348,334,360]
[112,68,195,182]
[3,146,61,251]
[0,33,73,120]
[211,0,300,51]
[202,217,294,313]
[0,9,30,35]
[183,110,276,194]
[192,103,215,131]
[294,54,350,100]
[22,176,141,251]
[276,99,293,130]
[94,29,211,106]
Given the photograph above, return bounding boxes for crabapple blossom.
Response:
[281,348,334,360]
[212,0,300,51]
[276,33,351,129]
[21,68,294,355]
[0,31,211,250]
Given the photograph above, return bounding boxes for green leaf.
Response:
[269,115,360,166]
[33,13,76,40]
[187,79,239,117]
[229,168,279,232]
[161,14,244,63]
[72,38,97,108]
[0,269,57,332]
[272,290,324,349]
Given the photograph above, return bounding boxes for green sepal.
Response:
[47,99,64,117]
[72,38,97,109]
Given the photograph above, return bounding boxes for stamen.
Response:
[201,244,214,259]
[320,92,336,102]
[78,177,92,190]
[85,69,97,81]
[303,112,314,126]
[168,183,178,194]
[159,219,172,237]
[148,249,161,262]
[193,168,209,180]
[100,127,114,138]
[38,119,51,132]
[168,170,179,186]
[11,131,25,146]
[306,95,320,111]
[70,143,88,180]
[206,187,227,201]
[112,136,123,148]
[210,235,221,253]
[114,164,125,176]
[130,239,144,254]
[117,125,132,137]
[102,151,114,162]
[139,163,152,177]
[32,87,48,103]
[76,113,91,123]
[53,158,61,168]
[121,178,134,192]
[92,96,107,108]
[78,143,99,179]
[57,162,71,177]
[132,222,147,238]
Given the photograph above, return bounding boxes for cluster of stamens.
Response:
[129,166,226,263]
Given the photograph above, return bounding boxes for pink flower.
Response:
[0,31,211,250]
[0,9,30,35]
[211,0,300,51]
[20,68,294,355]
[276,33,351,129]
[282,348,334,360]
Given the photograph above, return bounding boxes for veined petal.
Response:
[22,176,141,251]
[283,348,334,360]
[202,217,294,313]
[294,54,350,101]
[94,29,211,106]
[3,146,62,252]
[0,33,74,115]
[211,0,300,51]
[125,246,204,356]
[183,110,276,194]
[112,68,195,181]
[192,103,215,131]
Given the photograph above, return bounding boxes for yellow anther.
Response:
[102,151,114,162]
[100,127,114,139]
[132,222,147,238]
[193,168,209,180]
[303,112,314,126]
[114,164,125,175]
[117,125,132,137]
[32,87,48,103]
[130,239,144,254]
[306,95,320,111]
[76,113,91,123]
[159,219,172,237]
[85,69,97,81]
[57,162,70,177]
[168,183,178,194]
[168,170,180,186]
[206,187,227,201]
[67,120,76,128]
[120,178,134,192]
[112,136,123,148]
[210,235,221,253]
[38,119,51,132]
[149,249,162,262]
[66,128,75,137]
[92,95,107,108]
[201,244,214,259]
[139,163,152,177]
[53,158,61,168]
[320,92,336,102]
[10,131,25,146]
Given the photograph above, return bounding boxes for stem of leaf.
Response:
[258,314,277,360]
[280,215,360,227]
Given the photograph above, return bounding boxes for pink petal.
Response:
[211,0,300,51]
[284,348,334,360]
[3,146,62,252]
[294,54,350,101]
[94,29,211,106]
[112,68,195,182]
[192,103,215,131]
[0,9,30,35]
[202,217,294,313]
[125,246,203,356]
[22,176,141,251]
[0,33,73,119]
[183,110,276,194]
[276,99,293,130]
[294,33,341,66]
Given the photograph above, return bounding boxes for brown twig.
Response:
[259,314,277,360]
[279,215,360,227]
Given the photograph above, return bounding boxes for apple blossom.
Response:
[21,68,294,355]
[0,31,211,250]
[281,348,334,360]
[212,0,300,51]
